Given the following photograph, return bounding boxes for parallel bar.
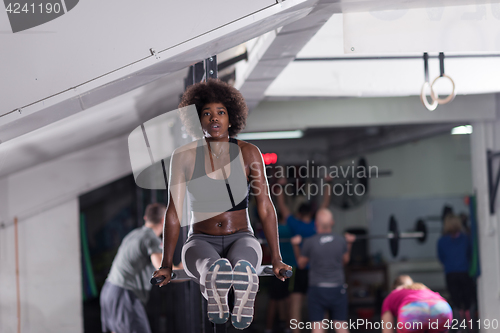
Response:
[152,265,283,284]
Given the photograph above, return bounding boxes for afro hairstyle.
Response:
[178,78,248,138]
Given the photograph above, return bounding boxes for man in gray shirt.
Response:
[100,203,168,333]
[292,208,356,333]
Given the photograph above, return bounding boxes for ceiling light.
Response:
[237,130,303,140]
[451,125,473,135]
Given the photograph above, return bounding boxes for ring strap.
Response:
[423,52,430,83]
[439,52,445,77]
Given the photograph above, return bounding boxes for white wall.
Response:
[0,200,81,333]
[0,0,313,143]
[0,133,133,333]
[470,119,500,330]
[368,132,472,198]
[0,0,276,113]
[246,94,496,132]
[329,132,473,294]
[332,132,473,233]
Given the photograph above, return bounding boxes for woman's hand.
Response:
[152,267,173,287]
[272,260,292,282]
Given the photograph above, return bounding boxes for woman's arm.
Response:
[153,150,186,286]
[381,311,394,333]
[247,144,291,281]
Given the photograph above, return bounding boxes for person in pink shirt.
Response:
[381,275,453,333]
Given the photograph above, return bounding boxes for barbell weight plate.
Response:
[415,219,427,243]
[389,215,399,257]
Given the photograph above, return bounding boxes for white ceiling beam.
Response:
[0,70,187,178]
[326,123,460,161]
[235,0,500,111]
[0,0,314,143]
[245,94,497,132]
[266,55,500,98]
[236,1,339,111]
[343,3,500,54]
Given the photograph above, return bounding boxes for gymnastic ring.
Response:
[420,81,438,111]
[430,74,456,105]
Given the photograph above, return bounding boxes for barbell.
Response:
[358,216,439,257]
[258,214,439,258]
[353,215,426,258]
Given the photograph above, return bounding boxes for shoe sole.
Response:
[232,260,258,330]
[206,258,233,324]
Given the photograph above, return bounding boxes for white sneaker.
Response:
[206,258,233,324]
[231,260,259,330]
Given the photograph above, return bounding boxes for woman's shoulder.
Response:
[174,140,199,152]
[234,139,262,159]
[171,140,199,163]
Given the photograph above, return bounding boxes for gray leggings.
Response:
[181,231,262,299]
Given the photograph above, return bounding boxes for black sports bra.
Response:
[186,138,250,213]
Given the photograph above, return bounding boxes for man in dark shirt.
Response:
[100,203,177,333]
[275,177,331,333]
[292,208,355,333]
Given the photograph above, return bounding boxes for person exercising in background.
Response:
[100,203,182,333]
[381,275,452,333]
[291,208,355,333]
[275,177,331,333]
[437,214,474,327]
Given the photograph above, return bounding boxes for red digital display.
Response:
[262,153,278,165]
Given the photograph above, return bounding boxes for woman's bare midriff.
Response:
[192,209,252,235]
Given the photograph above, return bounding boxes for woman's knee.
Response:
[225,237,262,267]
[182,240,220,279]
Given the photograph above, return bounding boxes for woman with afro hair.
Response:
[153,79,291,330]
